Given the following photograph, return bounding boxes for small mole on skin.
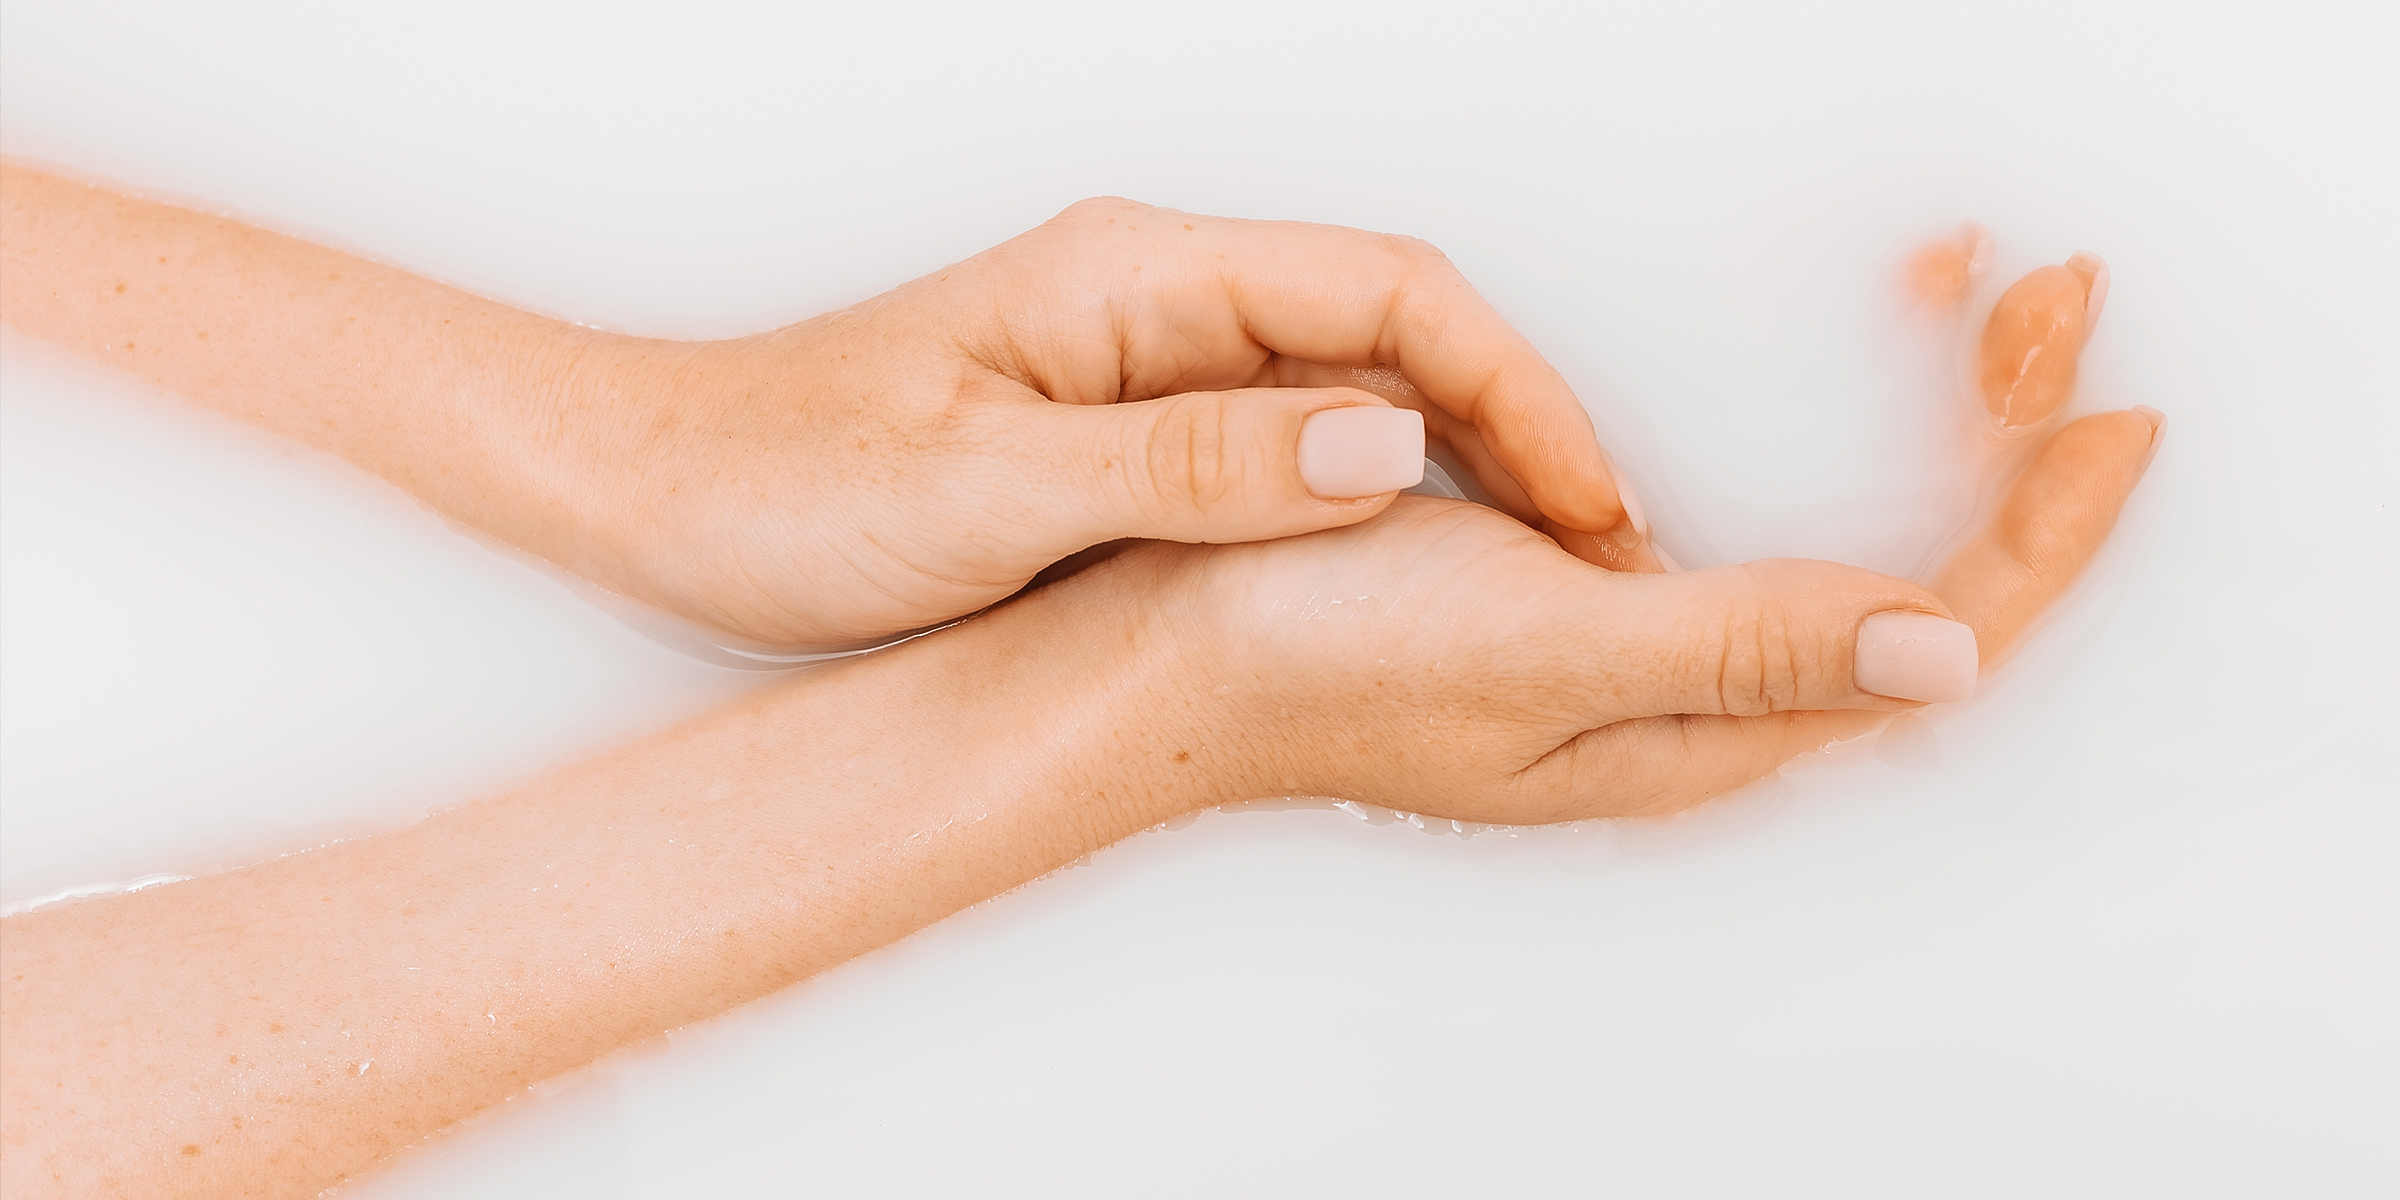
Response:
[269,1023,284,1033]
[1184,224,1195,231]
[181,1145,200,1156]
[1174,751,1191,763]
[114,282,126,293]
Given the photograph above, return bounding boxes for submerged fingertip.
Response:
[1964,223,1994,275]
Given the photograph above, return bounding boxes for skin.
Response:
[0,168,2166,1193]
[1934,406,2163,660]
[0,165,1660,652]
[0,402,2160,1199]
[1979,252,2109,431]
[1906,222,1992,309]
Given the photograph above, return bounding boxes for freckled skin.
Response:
[1978,258,2102,429]
[0,170,2165,1195]
[0,400,2162,1198]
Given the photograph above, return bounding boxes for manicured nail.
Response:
[2133,405,2167,469]
[1298,407,1424,499]
[1614,471,1650,538]
[1854,611,1979,703]
[2069,251,2110,338]
[1593,448,1650,549]
[1653,544,1684,572]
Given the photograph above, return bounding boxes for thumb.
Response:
[1580,557,1981,721]
[1032,387,1426,546]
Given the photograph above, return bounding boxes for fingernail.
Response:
[2133,405,2167,469]
[1854,611,1979,703]
[1614,472,1650,538]
[1653,544,1684,572]
[1964,223,1994,277]
[2069,251,2109,338]
[1298,407,1424,499]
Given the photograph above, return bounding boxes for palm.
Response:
[1112,411,2160,826]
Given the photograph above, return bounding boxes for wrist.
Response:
[912,549,1268,838]
[1029,548,1289,823]
[485,326,716,604]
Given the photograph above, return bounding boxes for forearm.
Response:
[0,161,642,572]
[0,562,1226,1198]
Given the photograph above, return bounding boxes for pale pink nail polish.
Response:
[2133,405,2167,469]
[1614,472,1650,537]
[1298,407,1424,499]
[1854,611,1979,703]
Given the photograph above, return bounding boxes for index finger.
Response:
[1014,199,1651,554]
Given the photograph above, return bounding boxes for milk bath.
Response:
[3,3,2393,1195]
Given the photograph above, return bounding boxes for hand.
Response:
[561,198,1658,650]
[1094,407,2163,823]
[1,171,1654,652]
[0,408,2160,1199]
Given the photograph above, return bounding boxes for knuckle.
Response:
[1143,396,1236,517]
[1710,565,1803,716]
[1054,195,1147,229]
[1380,232,1448,263]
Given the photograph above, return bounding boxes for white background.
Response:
[3,1,2395,1195]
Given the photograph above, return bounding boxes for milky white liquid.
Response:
[5,8,2393,1196]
